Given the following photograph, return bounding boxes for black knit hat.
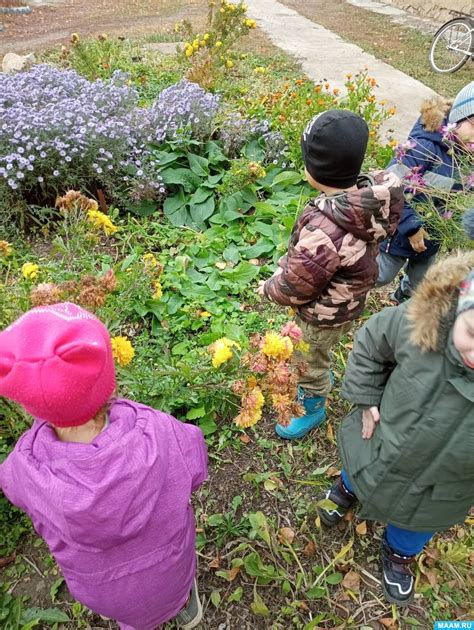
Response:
[301,110,369,189]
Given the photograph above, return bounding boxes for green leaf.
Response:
[316,498,339,511]
[282,580,291,595]
[325,572,343,585]
[190,196,215,227]
[205,140,228,165]
[220,262,259,286]
[227,586,243,603]
[161,168,201,192]
[250,592,270,617]
[190,186,213,205]
[188,153,210,177]
[271,170,302,188]
[151,150,181,166]
[231,495,243,511]
[186,406,206,420]
[127,200,158,217]
[243,138,265,162]
[306,585,326,599]
[163,190,189,226]
[248,512,271,546]
[240,238,274,258]
[243,552,276,584]
[22,607,70,623]
[207,513,224,526]
[49,577,64,603]
[210,590,221,608]
[197,416,218,436]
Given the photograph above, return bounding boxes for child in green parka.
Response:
[318,247,474,606]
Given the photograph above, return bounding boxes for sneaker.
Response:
[381,534,415,606]
[275,386,326,439]
[318,476,357,527]
[390,284,410,305]
[175,578,202,629]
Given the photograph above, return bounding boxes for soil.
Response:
[0,0,208,55]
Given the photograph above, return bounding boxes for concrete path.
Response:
[245,0,437,141]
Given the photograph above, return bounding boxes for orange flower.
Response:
[314,85,321,93]
[367,95,376,103]
[306,98,313,105]
[317,99,325,106]
[348,85,355,92]
[324,82,330,89]
[333,88,340,96]
[295,78,304,85]
[278,114,286,122]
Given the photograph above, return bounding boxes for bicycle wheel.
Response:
[429,18,473,73]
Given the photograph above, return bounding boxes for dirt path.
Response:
[0,0,208,55]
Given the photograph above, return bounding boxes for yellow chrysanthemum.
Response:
[295,340,310,353]
[261,332,293,360]
[226,59,234,68]
[111,336,135,367]
[87,210,118,235]
[0,240,13,256]
[152,281,163,300]
[143,253,158,272]
[215,41,223,48]
[244,18,256,28]
[209,337,239,368]
[21,262,39,280]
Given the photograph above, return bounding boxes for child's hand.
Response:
[408,227,429,253]
[362,406,380,439]
[256,280,266,297]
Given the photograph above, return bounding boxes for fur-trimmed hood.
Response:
[419,96,452,133]
[408,250,474,351]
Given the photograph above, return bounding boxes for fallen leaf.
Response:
[303,541,316,557]
[208,555,221,569]
[424,547,440,561]
[425,568,438,587]
[314,515,321,529]
[342,570,361,593]
[456,527,466,539]
[0,553,15,568]
[278,527,295,545]
[326,465,340,477]
[239,433,251,444]
[227,566,240,581]
[326,422,335,443]
[379,618,398,629]
[355,521,367,536]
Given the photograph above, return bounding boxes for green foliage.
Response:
[0,586,69,630]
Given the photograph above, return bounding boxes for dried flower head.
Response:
[235,386,264,428]
[0,241,12,256]
[100,269,118,293]
[30,283,62,306]
[56,190,98,213]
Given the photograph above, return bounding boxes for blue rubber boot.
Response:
[275,386,326,439]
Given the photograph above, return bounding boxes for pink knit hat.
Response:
[0,302,115,427]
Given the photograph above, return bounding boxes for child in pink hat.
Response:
[0,302,207,630]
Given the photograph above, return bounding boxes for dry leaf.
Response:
[227,566,240,582]
[303,541,316,557]
[215,261,227,270]
[326,422,335,443]
[326,466,340,478]
[240,433,251,444]
[208,555,221,569]
[379,618,398,629]
[342,570,361,593]
[249,258,260,266]
[278,527,295,545]
[355,521,367,536]
[424,568,438,587]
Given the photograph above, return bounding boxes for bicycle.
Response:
[429,9,473,73]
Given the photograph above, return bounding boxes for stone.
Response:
[2,51,36,73]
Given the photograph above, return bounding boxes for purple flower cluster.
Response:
[145,79,220,143]
[219,113,288,164]
[0,66,167,203]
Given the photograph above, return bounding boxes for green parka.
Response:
[339,251,474,531]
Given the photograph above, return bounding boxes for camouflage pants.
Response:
[293,317,353,397]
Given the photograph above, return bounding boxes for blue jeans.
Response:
[341,470,435,556]
[376,251,437,297]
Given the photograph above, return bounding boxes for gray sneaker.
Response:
[174,578,202,629]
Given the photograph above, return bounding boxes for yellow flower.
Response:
[87,210,118,235]
[254,66,265,74]
[203,33,210,41]
[209,337,238,368]
[388,139,398,148]
[143,253,163,275]
[200,311,211,318]
[226,59,234,68]
[21,262,39,280]
[185,46,193,58]
[111,336,135,367]
[0,240,12,256]
[261,332,293,360]
[215,41,223,48]
[295,340,310,353]
[152,281,163,300]
[388,107,397,116]
[245,18,256,28]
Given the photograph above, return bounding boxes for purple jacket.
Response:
[0,398,208,630]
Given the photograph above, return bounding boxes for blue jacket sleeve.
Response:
[386,137,437,237]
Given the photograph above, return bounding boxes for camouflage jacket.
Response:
[263,171,404,327]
